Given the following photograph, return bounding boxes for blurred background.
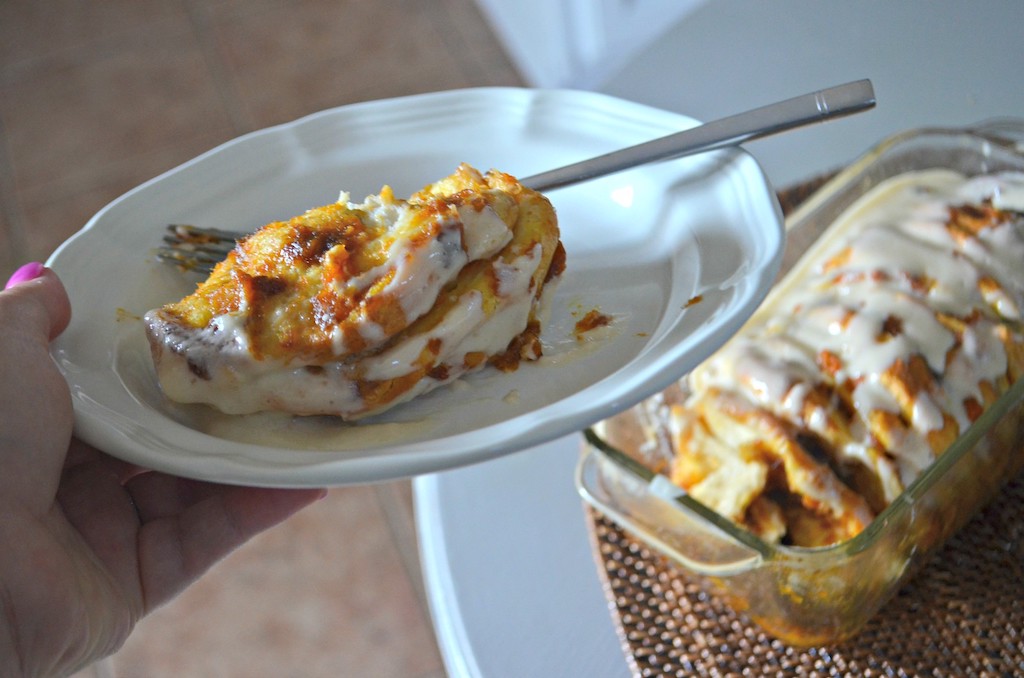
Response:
[2,2,513,676]
[1,1,1022,676]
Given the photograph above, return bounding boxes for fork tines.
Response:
[156,224,243,274]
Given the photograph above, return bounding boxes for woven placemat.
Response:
[585,471,1024,677]
[583,178,1024,677]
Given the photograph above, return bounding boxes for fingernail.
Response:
[4,262,46,290]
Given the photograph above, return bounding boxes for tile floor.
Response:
[0,1,522,675]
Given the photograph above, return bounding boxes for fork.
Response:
[155,79,875,273]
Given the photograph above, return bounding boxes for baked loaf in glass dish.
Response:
[144,164,564,419]
[578,123,1024,645]
[666,168,1024,547]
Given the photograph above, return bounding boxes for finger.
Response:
[0,266,72,340]
[64,437,144,484]
[129,477,325,611]
[5,261,46,289]
[0,267,75,508]
[126,471,326,532]
[126,472,252,523]
[56,454,146,617]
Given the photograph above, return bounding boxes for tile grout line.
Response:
[433,0,524,87]
[0,113,29,272]
[182,0,256,136]
[428,0,489,86]
[372,482,434,624]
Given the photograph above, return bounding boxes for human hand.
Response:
[0,264,326,677]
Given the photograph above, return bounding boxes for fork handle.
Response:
[520,79,875,192]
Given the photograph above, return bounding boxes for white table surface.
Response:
[415,3,1024,677]
[416,435,628,678]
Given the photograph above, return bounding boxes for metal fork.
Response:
[155,79,875,273]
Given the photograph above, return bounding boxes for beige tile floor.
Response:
[0,1,523,675]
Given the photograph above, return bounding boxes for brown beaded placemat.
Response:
[583,178,1024,677]
[585,471,1024,677]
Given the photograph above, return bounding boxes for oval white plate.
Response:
[47,88,783,487]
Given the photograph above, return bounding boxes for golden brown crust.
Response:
[145,164,564,419]
[667,178,1024,547]
[158,168,542,364]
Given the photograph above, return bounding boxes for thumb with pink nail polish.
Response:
[4,261,46,290]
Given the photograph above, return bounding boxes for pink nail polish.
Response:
[4,262,45,290]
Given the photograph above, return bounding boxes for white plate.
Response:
[47,88,783,487]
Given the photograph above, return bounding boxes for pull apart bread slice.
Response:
[145,164,565,420]
[665,170,1024,547]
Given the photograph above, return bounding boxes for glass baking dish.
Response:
[576,121,1024,647]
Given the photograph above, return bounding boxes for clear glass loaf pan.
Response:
[576,121,1024,647]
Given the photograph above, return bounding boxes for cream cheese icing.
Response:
[143,164,563,420]
[688,169,1024,489]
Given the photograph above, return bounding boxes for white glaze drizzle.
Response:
[689,169,1024,483]
[326,195,512,356]
[145,242,547,419]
